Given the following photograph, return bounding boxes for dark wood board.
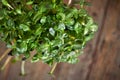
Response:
[0,0,120,80]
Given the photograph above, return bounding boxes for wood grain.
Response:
[87,0,120,80]
[0,0,120,80]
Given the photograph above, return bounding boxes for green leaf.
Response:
[84,34,93,42]
[39,4,47,13]
[89,24,98,32]
[79,9,87,16]
[84,28,89,35]
[56,13,65,21]
[16,9,22,14]
[67,51,76,58]
[2,0,13,9]
[21,42,27,52]
[7,19,15,27]
[24,52,30,59]
[26,1,33,5]
[35,27,42,35]
[17,41,27,53]
[72,44,82,49]
[19,24,30,31]
[74,22,82,34]
[40,16,46,24]
[68,57,78,64]
[31,53,41,63]
[65,19,75,26]
[58,23,65,31]
[86,17,94,26]
[0,9,7,20]
[52,0,56,3]
[33,11,42,23]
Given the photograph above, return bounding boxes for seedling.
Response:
[0,0,97,75]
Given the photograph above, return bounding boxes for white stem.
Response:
[21,61,25,76]
[50,63,57,74]
[68,0,72,5]
[0,48,12,62]
[1,56,12,70]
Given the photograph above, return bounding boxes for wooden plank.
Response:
[0,42,9,80]
[87,0,120,80]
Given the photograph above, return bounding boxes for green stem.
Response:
[80,0,85,8]
[21,61,26,76]
[49,62,57,74]
[1,56,12,70]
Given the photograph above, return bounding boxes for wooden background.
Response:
[0,0,120,80]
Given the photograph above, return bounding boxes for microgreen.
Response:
[0,0,97,74]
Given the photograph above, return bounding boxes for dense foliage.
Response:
[0,0,97,66]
